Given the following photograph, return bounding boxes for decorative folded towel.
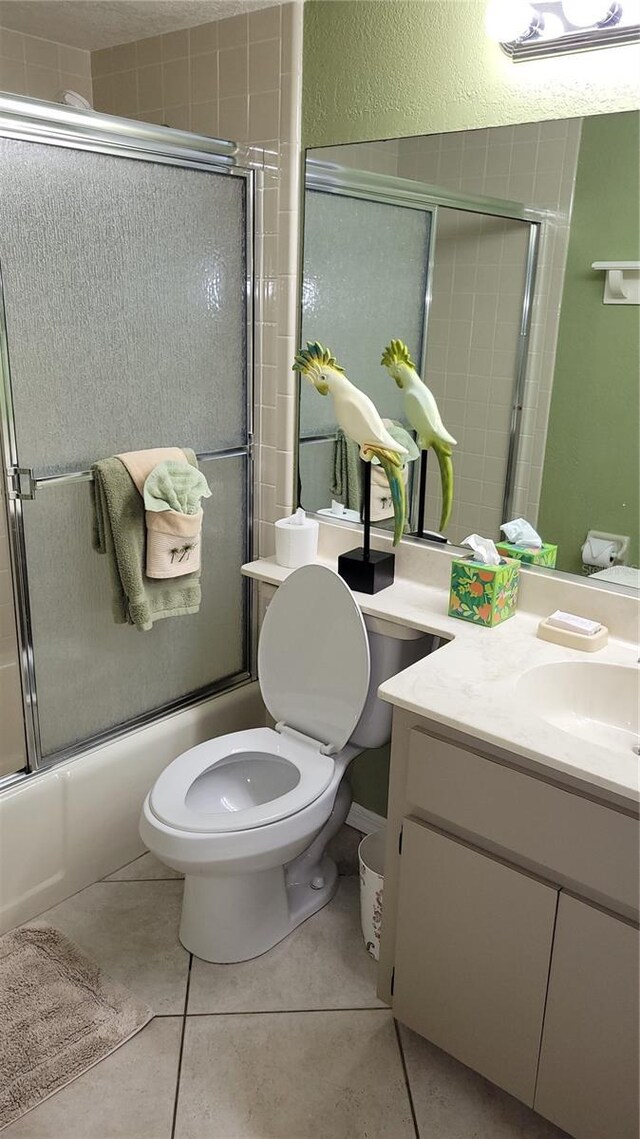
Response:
[143,461,211,579]
[91,449,202,632]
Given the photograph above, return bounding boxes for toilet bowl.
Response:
[140,564,432,963]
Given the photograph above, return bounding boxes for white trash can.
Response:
[358,830,385,960]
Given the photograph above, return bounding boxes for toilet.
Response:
[140,564,432,963]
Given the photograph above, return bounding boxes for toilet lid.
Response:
[258,565,370,752]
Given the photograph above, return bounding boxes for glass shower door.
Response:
[0,128,252,765]
[299,188,432,514]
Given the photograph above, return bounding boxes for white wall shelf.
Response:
[592,261,640,305]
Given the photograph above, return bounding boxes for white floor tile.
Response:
[4,1018,181,1139]
[175,1010,415,1139]
[33,880,189,1014]
[400,1025,569,1138]
[105,852,183,880]
[188,876,384,1013]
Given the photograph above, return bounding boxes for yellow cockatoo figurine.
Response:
[380,339,457,531]
[293,341,408,544]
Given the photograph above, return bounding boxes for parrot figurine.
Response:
[293,341,408,545]
[380,339,457,532]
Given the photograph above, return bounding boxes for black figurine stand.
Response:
[412,449,447,544]
[338,460,395,594]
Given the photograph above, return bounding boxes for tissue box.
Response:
[448,557,520,626]
[496,542,557,568]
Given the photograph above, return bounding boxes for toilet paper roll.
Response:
[581,536,617,568]
[274,513,319,568]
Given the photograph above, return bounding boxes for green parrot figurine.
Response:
[293,341,408,545]
[380,339,457,532]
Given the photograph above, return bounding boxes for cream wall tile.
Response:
[249,38,280,93]
[162,29,189,61]
[110,40,137,73]
[24,35,58,69]
[250,4,282,42]
[218,12,248,50]
[190,100,218,137]
[189,22,217,56]
[1,27,92,103]
[137,63,162,112]
[0,27,24,60]
[163,57,189,107]
[136,35,162,67]
[24,64,59,101]
[0,58,25,94]
[219,45,248,99]
[58,44,91,77]
[190,53,216,104]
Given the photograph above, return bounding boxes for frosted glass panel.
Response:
[23,456,247,757]
[0,140,247,475]
[300,190,431,438]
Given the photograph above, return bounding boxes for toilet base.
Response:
[178,779,352,963]
[179,854,339,963]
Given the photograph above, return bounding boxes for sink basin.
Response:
[517,662,639,757]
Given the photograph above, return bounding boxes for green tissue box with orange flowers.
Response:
[448,556,520,626]
[495,541,557,568]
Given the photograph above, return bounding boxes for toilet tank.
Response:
[350,616,437,749]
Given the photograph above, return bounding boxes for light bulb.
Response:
[485,0,539,43]
[561,1,621,27]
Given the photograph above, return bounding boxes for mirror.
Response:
[297,112,639,586]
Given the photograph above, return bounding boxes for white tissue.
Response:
[462,533,501,566]
[500,517,542,548]
[581,535,616,568]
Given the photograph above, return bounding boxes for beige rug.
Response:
[0,925,153,1131]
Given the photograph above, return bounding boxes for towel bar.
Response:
[8,444,253,498]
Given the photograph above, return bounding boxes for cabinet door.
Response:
[535,893,639,1139]
[392,820,558,1105]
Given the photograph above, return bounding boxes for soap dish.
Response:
[537,618,609,652]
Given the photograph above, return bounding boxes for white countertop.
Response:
[242,556,639,811]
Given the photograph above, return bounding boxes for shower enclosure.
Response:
[0,95,254,784]
[298,161,545,544]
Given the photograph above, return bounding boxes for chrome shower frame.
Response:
[0,94,258,785]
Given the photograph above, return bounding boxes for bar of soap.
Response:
[547,610,601,636]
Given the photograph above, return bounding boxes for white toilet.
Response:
[140,564,431,963]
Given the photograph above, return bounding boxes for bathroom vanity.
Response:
[243,528,639,1139]
[377,711,638,1139]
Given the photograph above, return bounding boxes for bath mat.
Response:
[0,925,153,1131]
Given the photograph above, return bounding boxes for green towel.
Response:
[144,460,211,514]
[331,429,362,511]
[91,450,201,632]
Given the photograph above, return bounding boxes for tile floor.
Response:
[7,832,568,1138]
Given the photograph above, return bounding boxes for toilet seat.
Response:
[149,728,335,834]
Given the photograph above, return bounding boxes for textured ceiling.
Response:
[0,0,281,50]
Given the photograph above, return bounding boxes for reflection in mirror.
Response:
[298,113,640,586]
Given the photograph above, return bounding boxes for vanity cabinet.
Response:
[393,820,557,1105]
[380,710,640,1139]
[535,894,639,1139]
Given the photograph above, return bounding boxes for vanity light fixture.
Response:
[486,0,640,59]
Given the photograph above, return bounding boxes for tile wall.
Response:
[90,2,304,557]
[397,119,583,530]
[0,25,92,103]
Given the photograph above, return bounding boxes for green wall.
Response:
[538,112,640,574]
[302,1,640,150]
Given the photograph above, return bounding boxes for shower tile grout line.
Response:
[394,1018,421,1139]
[170,953,193,1139]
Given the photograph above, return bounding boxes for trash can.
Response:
[358,830,385,960]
